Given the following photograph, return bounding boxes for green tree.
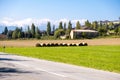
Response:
[85,20,91,27]
[18,31,22,38]
[3,26,8,35]
[31,23,35,38]
[76,21,81,29]
[114,26,120,35]
[66,21,72,38]
[98,25,107,36]
[63,22,66,31]
[109,22,114,30]
[27,26,31,38]
[92,21,98,30]
[52,25,55,35]
[67,21,72,33]
[35,27,41,39]
[12,27,21,39]
[7,30,13,39]
[59,21,63,29]
[47,21,51,36]
[54,29,65,39]
[12,31,17,39]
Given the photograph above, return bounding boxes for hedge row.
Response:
[36,42,88,47]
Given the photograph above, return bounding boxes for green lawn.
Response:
[0,46,120,73]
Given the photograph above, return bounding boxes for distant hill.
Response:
[0,25,47,33]
[0,26,17,33]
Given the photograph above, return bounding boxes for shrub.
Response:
[54,29,65,39]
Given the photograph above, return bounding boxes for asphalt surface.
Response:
[0,52,120,80]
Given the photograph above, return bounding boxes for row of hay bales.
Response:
[36,42,88,47]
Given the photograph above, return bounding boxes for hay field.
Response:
[0,38,120,47]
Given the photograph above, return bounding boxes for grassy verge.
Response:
[0,46,120,73]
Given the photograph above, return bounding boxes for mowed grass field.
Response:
[0,45,120,73]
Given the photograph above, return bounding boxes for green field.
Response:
[0,46,120,73]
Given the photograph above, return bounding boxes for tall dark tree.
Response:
[7,30,13,39]
[76,21,81,29]
[12,31,17,39]
[66,21,72,38]
[47,21,51,36]
[3,26,8,35]
[63,22,66,31]
[52,25,55,35]
[31,23,35,38]
[27,26,31,38]
[85,20,91,27]
[67,21,72,32]
[35,27,41,39]
[59,22,63,29]
[92,21,98,30]
[18,31,22,38]
[20,27,23,32]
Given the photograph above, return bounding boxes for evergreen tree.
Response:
[67,21,72,33]
[53,25,55,34]
[7,30,13,39]
[76,21,81,29]
[18,31,22,38]
[85,20,91,27]
[63,22,66,31]
[66,21,72,38]
[35,27,41,39]
[12,31,17,39]
[3,26,8,35]
[31,23,35,38]
[92,21,98,30]
[59,22,63,29]
[27,26,31,38]
[47,21,51,36]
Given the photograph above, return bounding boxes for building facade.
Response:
[70,30,98,39]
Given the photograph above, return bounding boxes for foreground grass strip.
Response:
[0,45,120,73]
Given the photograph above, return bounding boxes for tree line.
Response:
[1,20,120,39]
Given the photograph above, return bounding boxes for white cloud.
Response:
[0,17,87,28]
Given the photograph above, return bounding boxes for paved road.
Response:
[0,52,120,80]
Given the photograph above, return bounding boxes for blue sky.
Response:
[0,0,120,20]
[0,0,120,30]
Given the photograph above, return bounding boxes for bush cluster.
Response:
[35,42,88,47]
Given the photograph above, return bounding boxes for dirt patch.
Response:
[0,38,120,47]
